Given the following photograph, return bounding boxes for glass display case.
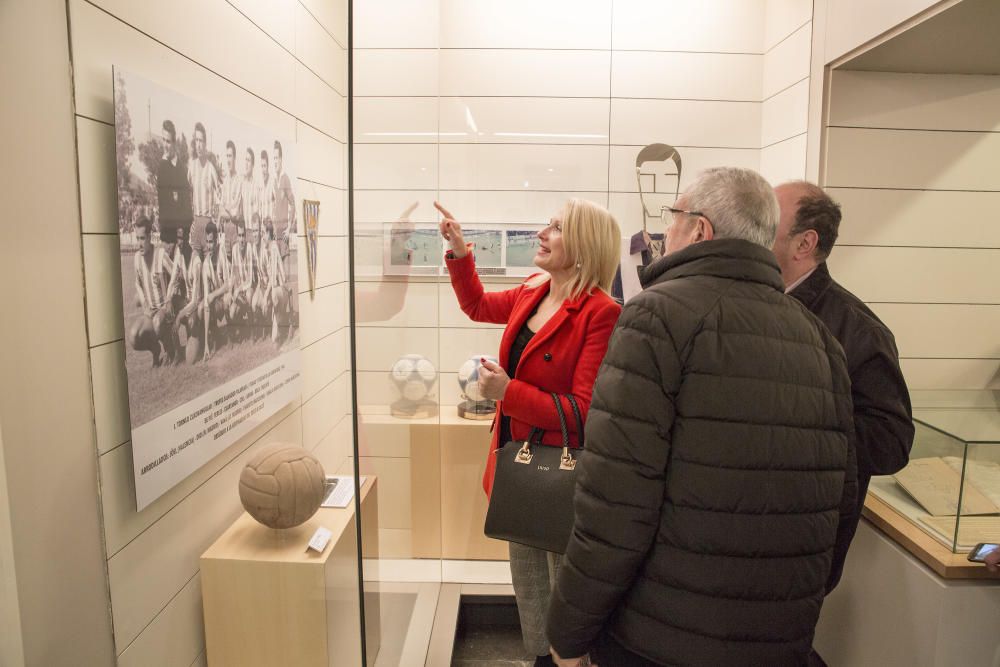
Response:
[868,394,1000,554]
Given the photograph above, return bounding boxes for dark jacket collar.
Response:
[639,238,785,293]
[787,262,833,308]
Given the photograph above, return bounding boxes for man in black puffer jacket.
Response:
[547,167,857,667]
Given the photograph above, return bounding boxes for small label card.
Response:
[307,526,332,554]
[321,475,367,508]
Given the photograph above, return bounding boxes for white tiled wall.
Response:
[68,0,352,661]
[352,0,819,559]
[760,0,813,183]
[825,70,1000,389]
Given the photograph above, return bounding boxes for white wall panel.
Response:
[871,304,1000,360]
[106,409,302,651]
[88,0,296,110]
[612,51,762,101]
[302,371,349,449]
[353,0,439,48]
[439,144,609,192]
[69,0,296,135]
[439,328,505,371]
[611,99,761,148]
[82,234,125,347]
[312,415,353,473]
[98,401,300,558]
[830,188,1000,248]
[613,0,765,53]
[356,282,440,327]
[355,327,441,371]
[297,179,347,234]
[824,0,940,64]
[294,63,346,141]
[829,71,1000,132]
[900,359,1000,390]
[302,327,348,400]
[826,128,1000,191]
[765,0,813,51]
[759,133,807,183]
[296,237,346,294]
[437,190,609,224]
[354,191,443,224]
[828,247,1000,304]
[438,97,610,145]
[439,0,611,49]
[91,342,129,455]
[439,50,611,97]
[299,282,347,346]
[353,98,440,143]
[228,0,296,49]
[300,0,348,47]
[77,117,117,234]
[439,283,514,328]
[297,121,345,187]
[357,370,438,407]
[354,144,439,189]
[353,50,439,97]
[761,78,809,145]
[116,574,204,667]
[762,22,811,98]
[609,145,760,192]
[295,2,346,92]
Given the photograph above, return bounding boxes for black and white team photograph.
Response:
[114,70,301,508]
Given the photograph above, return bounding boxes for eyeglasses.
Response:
[660,206,711,228]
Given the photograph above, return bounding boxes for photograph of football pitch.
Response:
[465,229,503,267]
[390,228,442,267]
[505,230,540,268]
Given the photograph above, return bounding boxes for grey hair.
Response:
[682,167,779,248]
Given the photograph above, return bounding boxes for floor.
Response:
[450,595,534,667]
[367,582,530,666]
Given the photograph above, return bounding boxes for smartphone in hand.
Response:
[966,542,999,562]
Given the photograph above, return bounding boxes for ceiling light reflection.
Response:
[494,132,607,139]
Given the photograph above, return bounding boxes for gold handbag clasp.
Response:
[515,442,533,464]
[559,447,576,471]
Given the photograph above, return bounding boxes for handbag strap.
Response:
[521,395,581,449]
[565,394,584,450]
[549,392,570,447]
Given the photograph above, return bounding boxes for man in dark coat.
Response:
[546,167,857,667]
[772,180,914,593]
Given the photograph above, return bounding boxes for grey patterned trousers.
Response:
[509,541,563,657]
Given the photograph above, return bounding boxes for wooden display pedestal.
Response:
[201,477,380,667]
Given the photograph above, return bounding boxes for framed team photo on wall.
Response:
[113,68,301,510]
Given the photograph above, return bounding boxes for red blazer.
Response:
[445,252,621,496]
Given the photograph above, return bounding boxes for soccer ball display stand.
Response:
[457,354,498,420]
[389,353,438,418]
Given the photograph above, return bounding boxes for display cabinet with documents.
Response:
[867,397,1000,564]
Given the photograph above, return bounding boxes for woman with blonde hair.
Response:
[436,199,621,666]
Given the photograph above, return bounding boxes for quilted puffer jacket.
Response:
[547,239,857,666]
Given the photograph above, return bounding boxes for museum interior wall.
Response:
[824,68,1000,390]
[1,0,352,665]
[0,1,116,665]
[2,0,996,665]
[350,0,815,567]
[0,422,25,667]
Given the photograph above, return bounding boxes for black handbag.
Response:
[484,392,585,554]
